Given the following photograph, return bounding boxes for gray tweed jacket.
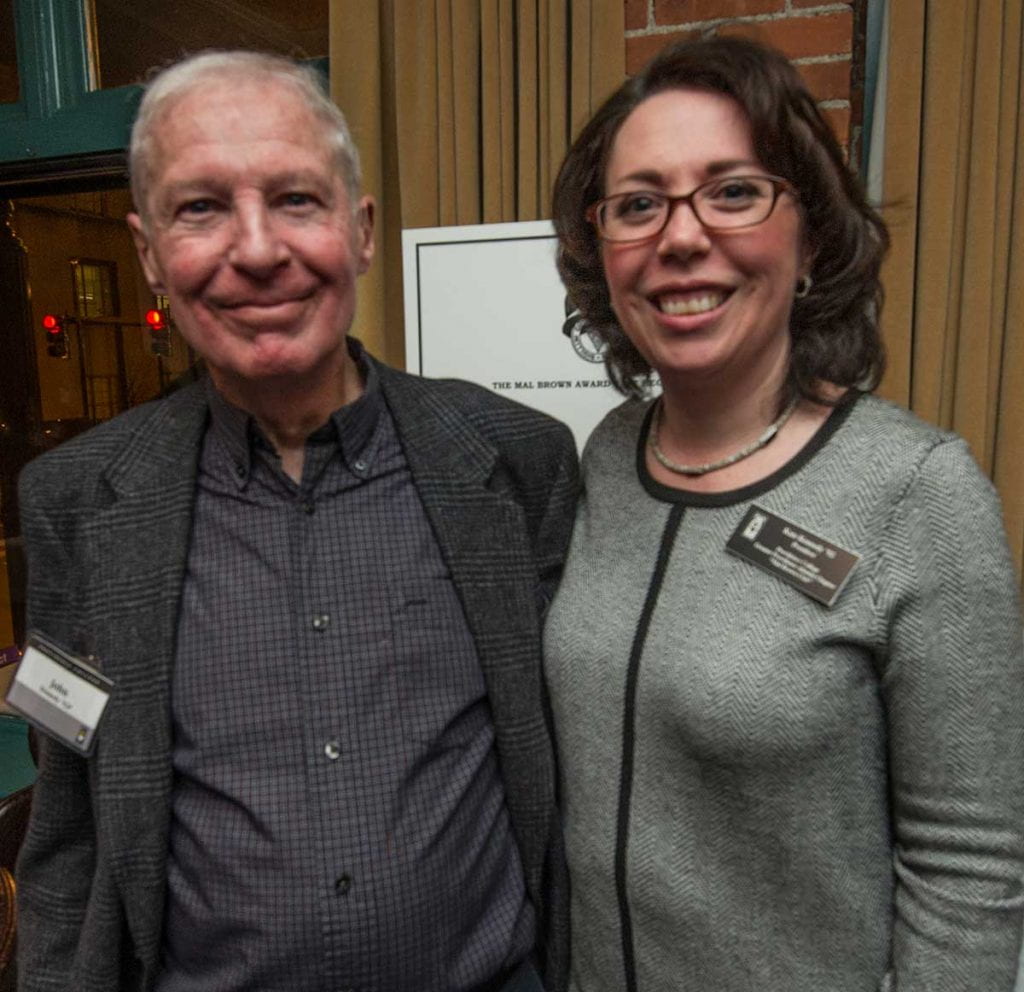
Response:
[15,355,578,992]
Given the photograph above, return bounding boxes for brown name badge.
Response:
[726,505,859,607]
[5,633,113,755]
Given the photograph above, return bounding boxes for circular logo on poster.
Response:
[562,299,607,364]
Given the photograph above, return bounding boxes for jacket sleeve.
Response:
[15,466,98,992]
[878,437,1024,991]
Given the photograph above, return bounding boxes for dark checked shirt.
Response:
[155,349,534,992]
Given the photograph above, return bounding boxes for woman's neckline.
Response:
[635,389,863,507]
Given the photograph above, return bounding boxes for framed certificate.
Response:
[402,219,621,452]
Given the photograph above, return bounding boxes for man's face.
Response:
[127,77,374,394]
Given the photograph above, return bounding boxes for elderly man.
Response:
[15,51,576,992]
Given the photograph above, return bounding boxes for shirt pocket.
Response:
[389,577,489,748]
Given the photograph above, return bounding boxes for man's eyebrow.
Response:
[157,171,335,197]
[156,179,223,203]
[267,170,335,191]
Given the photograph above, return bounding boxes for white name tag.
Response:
[5,634,113,755]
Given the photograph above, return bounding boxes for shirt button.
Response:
[335,873,352,895]
[300,499,315,514]
[324,740,341,760]
[312,614,330,631]
[352,458,367,474]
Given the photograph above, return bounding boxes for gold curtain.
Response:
[880,0,1024,581]
[329,0,625,368]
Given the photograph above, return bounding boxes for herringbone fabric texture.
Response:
[546,392,1024,992]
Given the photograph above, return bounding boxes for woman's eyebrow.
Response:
[703,158,761,176]
[610,159,763,189]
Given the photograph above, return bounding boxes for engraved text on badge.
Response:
[726,505,860,607]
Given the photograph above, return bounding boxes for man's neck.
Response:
[211,350,365,483]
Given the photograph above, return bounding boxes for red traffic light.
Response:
[145,308,166,331]
[42,314,69,358]
[146,308,171,356]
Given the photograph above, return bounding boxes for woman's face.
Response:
[600,87,808,393]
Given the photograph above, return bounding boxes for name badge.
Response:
[726,505,859,607]
[4,634,113,755]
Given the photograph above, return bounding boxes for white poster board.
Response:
[402,219,620,451]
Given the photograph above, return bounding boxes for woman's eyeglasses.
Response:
[587,174,795,243]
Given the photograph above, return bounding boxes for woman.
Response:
[545,36,1024,992]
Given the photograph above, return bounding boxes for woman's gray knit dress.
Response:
[544,392,1024,992]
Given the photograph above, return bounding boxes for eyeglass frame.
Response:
[585,174,797,244]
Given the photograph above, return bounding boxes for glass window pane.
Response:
[92,0,328,89]
[72,259,118,318]
[0,0,19,104]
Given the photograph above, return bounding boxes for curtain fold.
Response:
[330,0,625,368]
[880,0,1024,581]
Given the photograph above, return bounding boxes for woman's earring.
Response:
[795,274,813,299]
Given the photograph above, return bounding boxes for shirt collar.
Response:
[330,338,381,468]
[204,337,383,486]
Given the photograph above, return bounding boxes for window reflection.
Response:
[72,258,118,318]
[0,188,200,657]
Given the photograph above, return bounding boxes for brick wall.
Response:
[623,1,861,153]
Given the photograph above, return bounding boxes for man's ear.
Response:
[126,212,167,294]
[353,196,375,275]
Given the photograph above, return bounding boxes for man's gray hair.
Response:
[129,50,363,220]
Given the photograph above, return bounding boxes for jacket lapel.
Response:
[84,384,207,958]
